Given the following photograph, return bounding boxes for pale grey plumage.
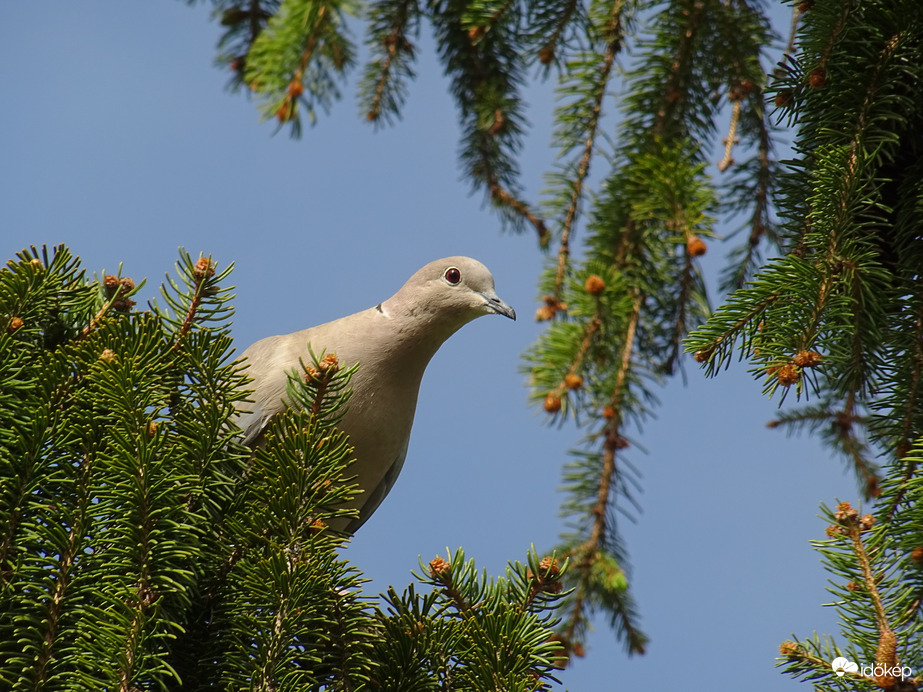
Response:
[235,256,515,533]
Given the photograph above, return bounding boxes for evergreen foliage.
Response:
[0,245,567,689]
[10,0,923,685]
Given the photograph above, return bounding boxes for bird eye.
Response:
[444,267,461,285]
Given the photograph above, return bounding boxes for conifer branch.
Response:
[428,556,471,613]
[546,317,599,407]
[79,300,115,341]
[720,96,775,290]
[564,292,642,652]
[895,305,923,461]
[488,180,549,245]
[690,290,780,368]
[814,3,852,82]
[652,0,705,139]
[78,275,138,341]
[884,304,923,520]
[552,2,622,301]
[364,0,416,124]
[839,394,879,496]
[172,257,215,350]
[535,0,580,65]
[835,503,897,675]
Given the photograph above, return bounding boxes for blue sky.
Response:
[2,3,862,689]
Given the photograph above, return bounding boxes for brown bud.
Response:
[910,546,923,563]
[825,524,843,538]
[429,556,451,578]
[535,304,556,322]
[792,350,823,368]
[774,89,792,108]
[309,519,327,536]
[564,374,583,390]
[467,25,485,41]
[148,421,157,438]
[527,560,563,589]
[859,514,875,530]
[8,316,23,332]
[544,295,567,309]
[846,580,860,591]
[798,0,813,12]
[538,557,561,582]
[543,394,562,413]
[104,274,121,296]
[834,501,858,524]
[319,352,340,374]
[778,641,800,656]
[572,642,585,658]
[119,277,135,293]
[112,297,136,312]
[693,348,713,363]
[100,348,117,363]
[538,45,554,65]
[276,102,291,122]
[287,80,304,98]
[194,257,215,280]
[808,68,826,89]
[774,364,800,386]
[601,405,616,420]
[304,366,322,383]
[584,275,606,296]
[686,235,707,257]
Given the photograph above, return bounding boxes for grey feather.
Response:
[234,256,515,533]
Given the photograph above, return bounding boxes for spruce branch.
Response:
[244,0,357,132]
[427,555,472,614]
[562,291,645,655]
[215,0,280,90]
[894,302,923,464]
[488,179,550,245]
[531,0,582,67]
[550,0,624,302]
[77,273,141,341]
[720,96,777,291]
[650,0,707,140]
[173,256,216,349]
[361,0,419,124]
[433,0,549,244]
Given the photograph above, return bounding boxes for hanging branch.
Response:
[551,1,625,302]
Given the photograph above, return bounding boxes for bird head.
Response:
[392,256,516,324]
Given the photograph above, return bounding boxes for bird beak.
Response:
[482,293,516,320]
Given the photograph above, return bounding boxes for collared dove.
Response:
[235,256,515,533]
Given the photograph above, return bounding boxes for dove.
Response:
[236,256,515,532]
